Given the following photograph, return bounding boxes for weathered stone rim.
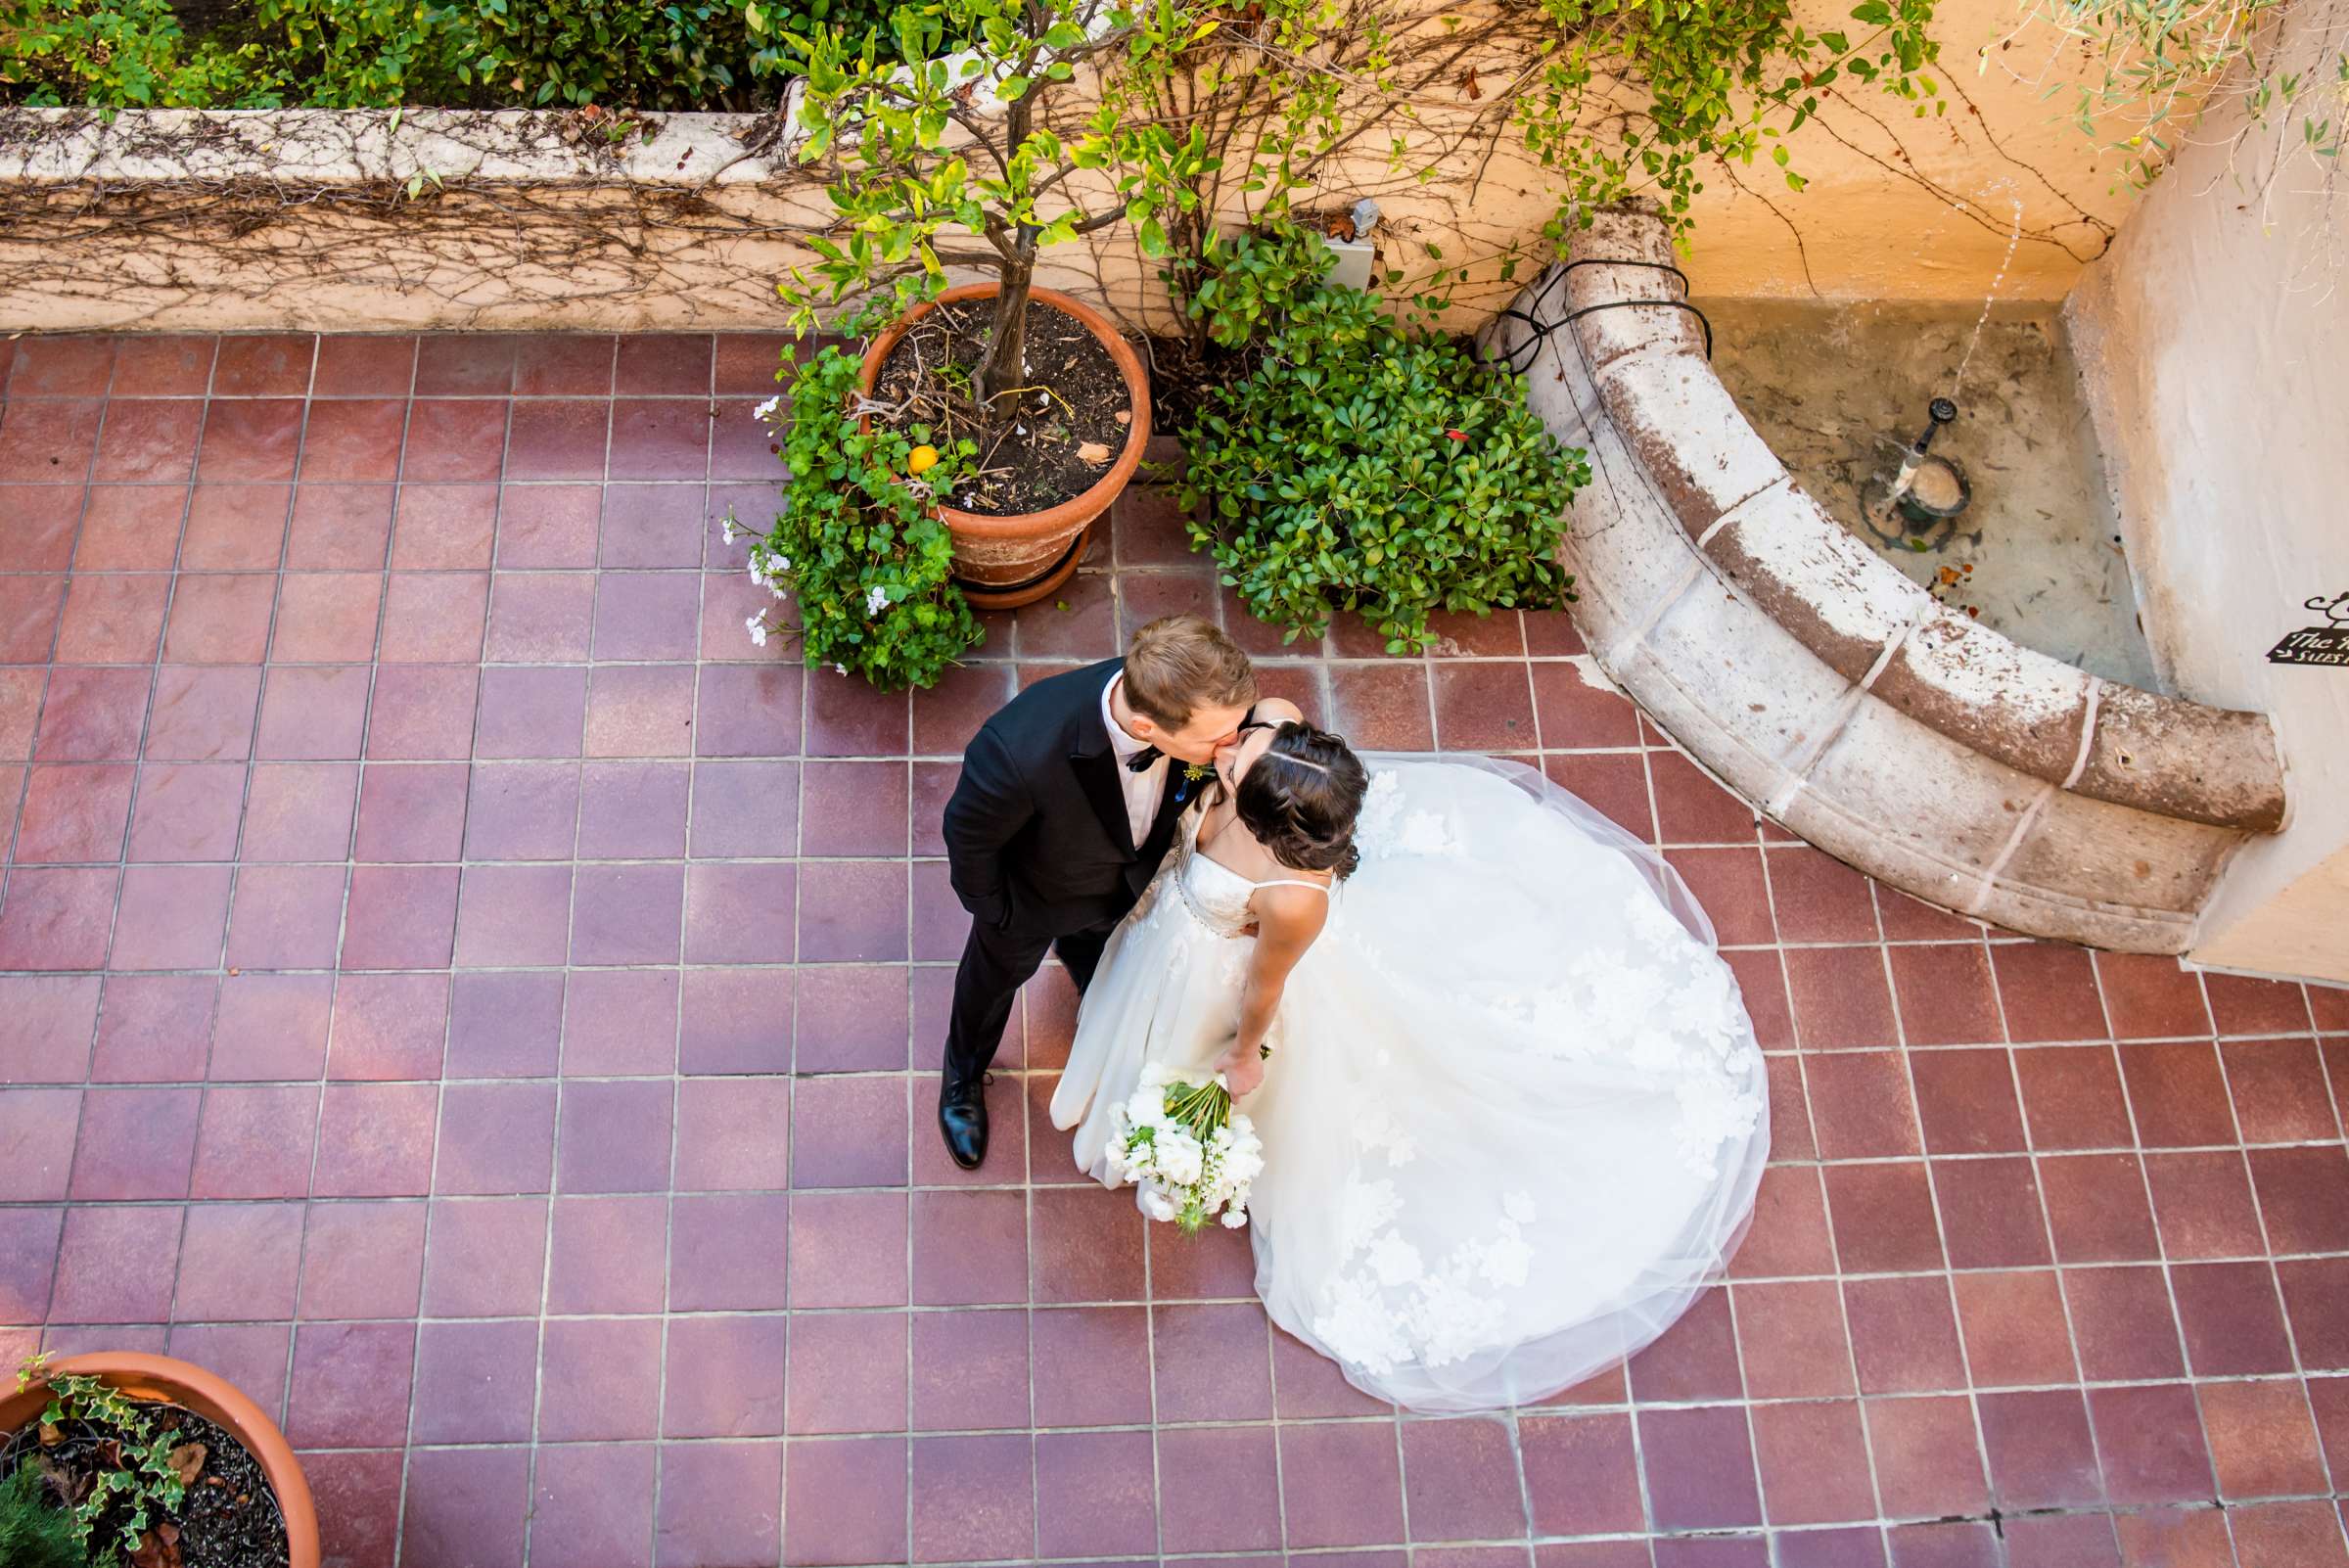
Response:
[1543,205,2286,838]
[1485,203,2290,953]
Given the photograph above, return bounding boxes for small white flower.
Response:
[865,584,890,616]
[834,663,849,676]
[753,395,781,421]
[721,516,739,544]
[744,615,768,647]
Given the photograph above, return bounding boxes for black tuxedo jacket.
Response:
[943,658,1192,942]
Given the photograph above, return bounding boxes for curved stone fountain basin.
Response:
[1483,206,2287,953]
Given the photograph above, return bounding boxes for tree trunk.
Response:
[975,250,1036,407]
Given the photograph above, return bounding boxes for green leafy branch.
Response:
[1988,0,2345,192]
[1514,0,1945,244]
[778,0,1214,397]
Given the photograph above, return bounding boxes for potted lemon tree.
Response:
[769,0,1210,609]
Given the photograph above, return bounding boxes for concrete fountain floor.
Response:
[1701,300,2162,693]
[2,332,2347,1568]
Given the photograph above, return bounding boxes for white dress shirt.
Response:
[1101,673,1170,849]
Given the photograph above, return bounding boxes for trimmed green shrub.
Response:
[0,0,913,110]
[0,0,274,107]
[1180,283,1587,655]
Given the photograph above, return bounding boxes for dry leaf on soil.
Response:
[167,1442,207,1487]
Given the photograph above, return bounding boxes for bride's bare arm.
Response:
[1217,885,1328,1094]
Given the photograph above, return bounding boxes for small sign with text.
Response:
[2270,626,2349,666]
[2269,593,2349,668]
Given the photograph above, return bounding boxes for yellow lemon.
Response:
[908,444,940,476]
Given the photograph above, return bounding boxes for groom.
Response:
[938,615,1260,1167]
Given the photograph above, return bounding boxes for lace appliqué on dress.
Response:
[1355,770,1464,863]
[1311,1187,1543,1377]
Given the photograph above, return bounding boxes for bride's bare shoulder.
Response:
[1253,879,1331,943]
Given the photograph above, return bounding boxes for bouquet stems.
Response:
[1163,1079,1231,1140]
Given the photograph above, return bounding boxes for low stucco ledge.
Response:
[1483,205,2289,952]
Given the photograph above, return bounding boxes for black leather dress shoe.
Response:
[939,1075,990,1170]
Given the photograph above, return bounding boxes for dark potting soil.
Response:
[1,1405,290,1568]
[1142,333,1236,441]
[871,297,1132,518]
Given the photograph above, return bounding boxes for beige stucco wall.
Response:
[1680,0,2143,300]
[2067,25,2349,985]
[0,0,2143,336]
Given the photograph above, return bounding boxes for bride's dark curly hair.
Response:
[1233,720,1370,879]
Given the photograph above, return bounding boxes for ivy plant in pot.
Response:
[0,1353,319,1568]
[777,0,1209,607]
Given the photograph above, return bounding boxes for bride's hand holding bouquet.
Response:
[1214,1037,1267,1098]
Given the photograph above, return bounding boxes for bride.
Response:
[1048,699,1769,1412]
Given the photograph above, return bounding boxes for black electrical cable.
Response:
[1484,257,1714,373]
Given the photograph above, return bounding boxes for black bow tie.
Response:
[1125,746,1164,773]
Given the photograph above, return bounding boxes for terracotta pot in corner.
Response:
[1,1352,320,1568]
[859,281,1152,610]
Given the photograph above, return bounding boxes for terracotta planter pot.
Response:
[1,1352,319,1568]
[859,281,1151,610]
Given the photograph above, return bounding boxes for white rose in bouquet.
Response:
[1156,1130,1205,1187]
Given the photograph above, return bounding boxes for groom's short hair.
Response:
[1124,615,1257,730]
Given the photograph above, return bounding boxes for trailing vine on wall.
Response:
[1990,0,2345,191]
[1125,0,2116,325]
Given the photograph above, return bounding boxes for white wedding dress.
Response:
[1049,756,1769,1412]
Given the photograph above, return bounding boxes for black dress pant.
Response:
[944,915,1115,1084]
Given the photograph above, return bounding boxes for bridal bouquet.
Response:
[1103,1064,1265,1234]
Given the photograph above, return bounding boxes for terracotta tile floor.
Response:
[4,332,2349,1568]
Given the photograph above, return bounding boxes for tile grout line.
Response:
[780,339,816,1567]
[1749,824,1897,1553]
[507,333,577,1568]
[602,340,699,1568]
[709,333,807,1568]
[207,331,328,1428]
[1977,914,2125,1549]
[1872,902,2031,1549]
[2094,954,2228,1537]
[383,330,454,1568]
